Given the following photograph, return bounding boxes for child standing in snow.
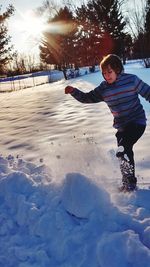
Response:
[65,54,150,192]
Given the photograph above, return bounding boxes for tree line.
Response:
[1,0,150,76]
[40,0,130,70]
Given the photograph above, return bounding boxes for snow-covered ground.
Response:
[0,61,150,267]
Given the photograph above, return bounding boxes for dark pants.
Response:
[115,122,146,178]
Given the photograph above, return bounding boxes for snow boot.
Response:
[119,176,137,192]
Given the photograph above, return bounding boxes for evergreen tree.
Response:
[75,0,127,65]
[0,4,14,74]
[40,6,77,69]
[74,4,101,66]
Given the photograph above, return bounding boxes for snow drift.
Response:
[0,155,150,267]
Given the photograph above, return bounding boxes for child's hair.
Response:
[100,54,124,74]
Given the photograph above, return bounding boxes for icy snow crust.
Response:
[0,61,150,266]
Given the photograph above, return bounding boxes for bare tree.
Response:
[123,0,147,60]
[125,0,146,39]
[36,0,61,18]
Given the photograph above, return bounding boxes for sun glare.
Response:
[12,8,75,53]
[22,16,45,37]
[14,10,46,41]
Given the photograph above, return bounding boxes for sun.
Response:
[20,10,46,38]
[11,9,48,53]
[12,8,75,53]
[14,9,46,44]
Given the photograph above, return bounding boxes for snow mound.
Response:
[97,230,150,267]
[0,155,150,267]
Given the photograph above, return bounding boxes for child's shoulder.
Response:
[120,72,138,81]
[122,72,136,78]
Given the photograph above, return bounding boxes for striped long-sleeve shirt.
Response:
[71,73,150,129]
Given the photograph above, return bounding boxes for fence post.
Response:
[33,76,35,87]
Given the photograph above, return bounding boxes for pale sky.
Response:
[1,0,52,56]
[1,0,143,57]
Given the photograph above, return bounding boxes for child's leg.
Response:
[115,123,146,189]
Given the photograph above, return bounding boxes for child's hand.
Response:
[65,86,74,94]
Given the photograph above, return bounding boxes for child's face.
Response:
[102,65,117,84]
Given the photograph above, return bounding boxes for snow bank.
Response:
[0,155,150,267]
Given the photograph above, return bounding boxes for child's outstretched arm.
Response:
[65,85,104,103]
